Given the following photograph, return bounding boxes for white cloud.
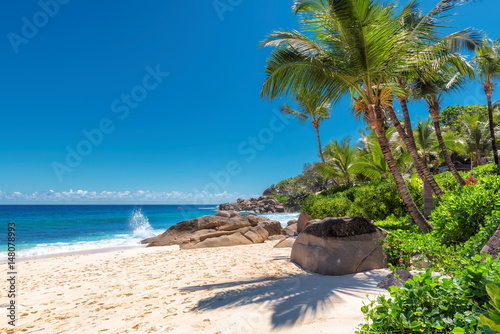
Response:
[0,189,253,205]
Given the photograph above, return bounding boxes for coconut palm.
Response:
[461,113,491,167]
[350,128,413,180]
[413,57,474,186]
[474,37,500,164]
[260,0,478,232]
[413,117,441,217]
[280,90,331,163]
[317,137,358,185]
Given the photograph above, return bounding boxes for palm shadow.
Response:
[179,263,388,329]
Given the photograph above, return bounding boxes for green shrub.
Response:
[357,255,500,333]
[431,175,500,245]
[286,189,312,210]
[383,229,451,270]
[319,184,352,197]
[375,215,417,232]
[301,179,422,221]
[480,282,500,333]
[301,195,352,219]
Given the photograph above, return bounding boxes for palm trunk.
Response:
[399,98,418,150]
[385,104,444,199]
[423,178,434,219]
[369,107,433,234]
[430,105,466,186]
[315,124,326,163]
[486,87,499,165]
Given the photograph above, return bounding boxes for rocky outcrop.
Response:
[219,197,292,213]
[377,270,412,289]
[263,187,276,196]
[291,217,389,276]
[481,225,500,259]
[143,211,284,249]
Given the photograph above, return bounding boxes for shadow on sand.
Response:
[179,262,388,330]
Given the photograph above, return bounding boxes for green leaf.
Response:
[451,327,465,334]
[474,254,482,261]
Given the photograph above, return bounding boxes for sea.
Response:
[0,205,299,260]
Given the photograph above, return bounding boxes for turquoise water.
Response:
[0,205,299,259]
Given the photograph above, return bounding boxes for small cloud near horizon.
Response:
[0,189,259,205]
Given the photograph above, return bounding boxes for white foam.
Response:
[1,209,163,260]
[259,212,300,226]
[130,209,157,239]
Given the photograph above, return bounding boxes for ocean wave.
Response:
[259,212,300,226]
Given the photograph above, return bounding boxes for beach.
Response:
[2,240,390,334]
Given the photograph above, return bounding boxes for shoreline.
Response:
[1,244,147,264]
[5,240,390,333]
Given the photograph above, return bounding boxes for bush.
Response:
[301,195,352,218]
[286,189,312,210]
[431,175,500,245]
[301,179,422,222]
[375,215,417,232]
[357,255,500,333]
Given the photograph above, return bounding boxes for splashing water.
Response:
[129,209,156,238]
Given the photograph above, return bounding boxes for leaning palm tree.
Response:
[317,137,358,185]
[260,0,476,232]
[413,58,473,186]
[280,90,331,163]
[474,37,500,164]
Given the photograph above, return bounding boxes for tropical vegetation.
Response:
[260,0,500,333]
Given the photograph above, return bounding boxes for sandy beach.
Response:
[2,240,390,334]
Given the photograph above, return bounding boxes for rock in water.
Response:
[377,270,412,289]
[290,217,388,276]
[481,224,500,259]
[144,211,280,249]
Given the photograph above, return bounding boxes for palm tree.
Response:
[474,37,500,164]
[317,137,358,185]
[413,118,440,218]
[260,0,475,232]
[352,129,413,180]
[280,90,331,163]
[414,58,473,186]
[461,113,491,167]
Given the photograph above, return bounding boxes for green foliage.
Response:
[431,175,500,245]
[319,184,352,197]
[441,104,488,132]
[266,194,288,204]
[301,179,422,222]
[358,255,500,333]
[374,215,417,232]
[286,188,312,210]
[301,195,352,219]
[383,210,500,273]
[480,283,500,333]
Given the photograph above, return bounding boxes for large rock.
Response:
[145,211,272,249]
[284,222,298,237]
[377,270,412,289]
[297,212,311,233]
[274,238,295,248]
[481,225,500,259]
[257,220,284,236]
[290,217,389,276]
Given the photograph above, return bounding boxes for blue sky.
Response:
[0,0,498,204]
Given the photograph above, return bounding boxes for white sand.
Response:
[1,241,390,334]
